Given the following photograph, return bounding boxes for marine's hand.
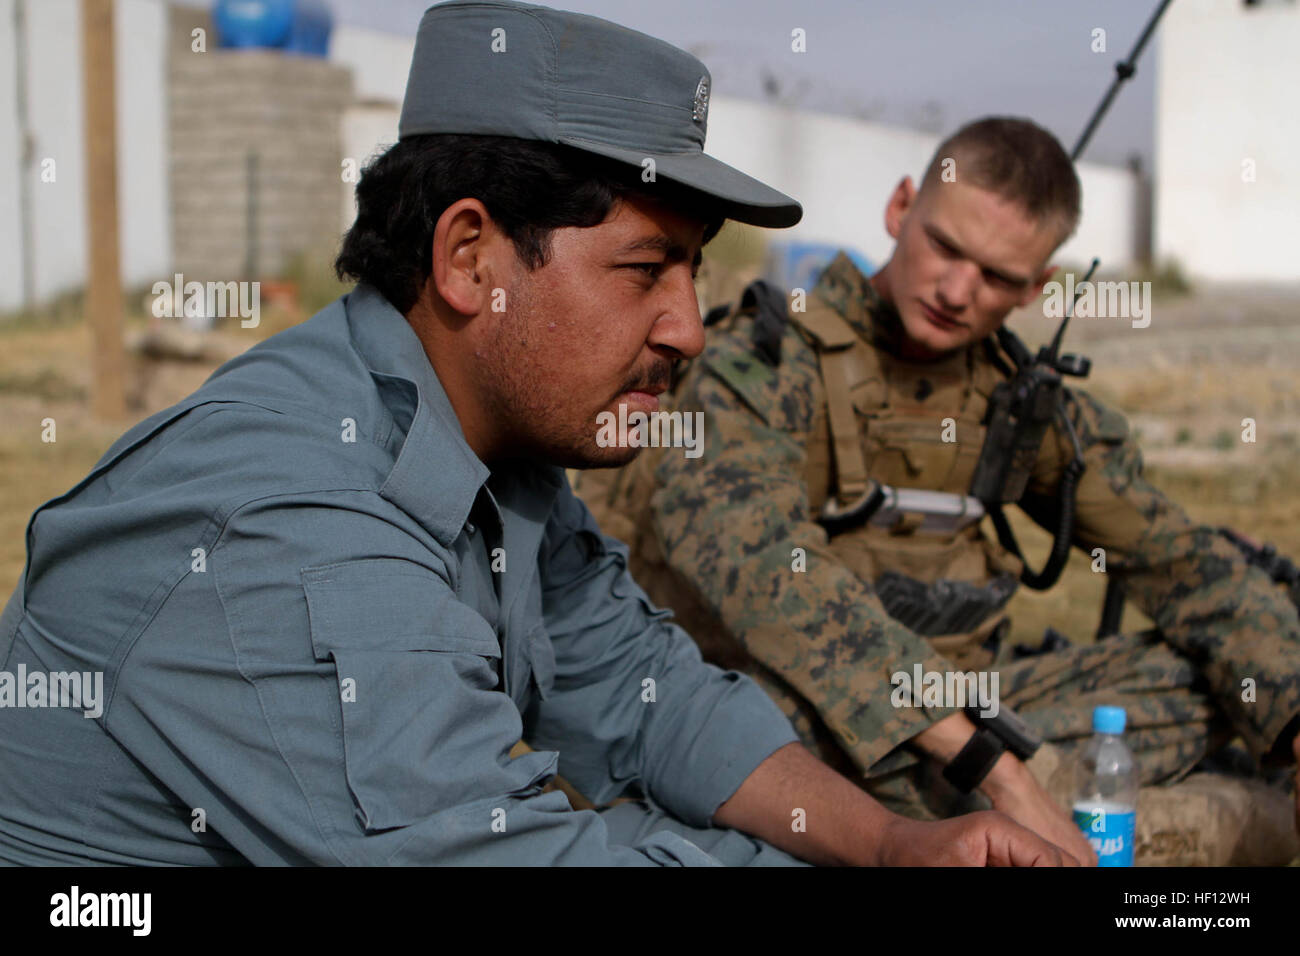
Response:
[913,713,1098,864]
[875,811,1082,866]
[983,753,1098,866]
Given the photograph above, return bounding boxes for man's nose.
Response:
[648,267,705,360]
[937,262,980,310]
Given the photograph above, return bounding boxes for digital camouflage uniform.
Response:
[577,253,1300,862]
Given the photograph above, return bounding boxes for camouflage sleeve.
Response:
[647,321,959,775]
[1027,387,1300,760]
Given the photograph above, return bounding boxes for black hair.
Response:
[336,134,725,313]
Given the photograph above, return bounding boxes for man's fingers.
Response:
[1059,821,1098,866]
[982,812,1076,867]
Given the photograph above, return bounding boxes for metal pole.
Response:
[14,0,35,310]
[81,0,127,418]
[245,150,259,284]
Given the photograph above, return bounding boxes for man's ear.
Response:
[431,198,500,317]
[884,175,918,241]
[1019,263,1059,309]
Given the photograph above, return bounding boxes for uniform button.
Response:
[466,521,477,536]
[915,378,933,401]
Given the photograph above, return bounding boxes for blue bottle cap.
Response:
[1093,706,1127,734]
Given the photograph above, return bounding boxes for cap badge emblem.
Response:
[692,76,710,125]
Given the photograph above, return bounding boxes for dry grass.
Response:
[0,301,304,593]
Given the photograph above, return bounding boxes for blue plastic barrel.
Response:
[765,241,875,292]
[213,0,295,49]
[285,0,334,57]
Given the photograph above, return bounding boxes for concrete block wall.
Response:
[168,38,352,284]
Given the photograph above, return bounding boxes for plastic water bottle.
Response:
[1072,705,1138,866]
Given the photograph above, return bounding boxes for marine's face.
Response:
[881,177,1059,360]
[485,194,707,468]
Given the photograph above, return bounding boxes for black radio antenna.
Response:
[1071,0,1175,162]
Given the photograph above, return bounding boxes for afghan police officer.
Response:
[581,117,1300,866]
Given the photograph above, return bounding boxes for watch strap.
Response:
[942,727,1007,794]
[966,705,1043,761]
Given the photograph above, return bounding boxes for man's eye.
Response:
[625,262,663,279]
[929,235,955,256]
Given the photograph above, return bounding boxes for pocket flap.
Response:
[301,558,500,659]
[525,623,556,699]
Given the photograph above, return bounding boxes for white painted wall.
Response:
[0,0,170,313]
[1155,0,1300,281]
[117,0,171,301]
[330,22,413,105]
[0,2,21,305]
[330,25,404,234]
[706,96,1139,271]
[340,101,399,232]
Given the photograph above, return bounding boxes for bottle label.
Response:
[1073,804,1135,866]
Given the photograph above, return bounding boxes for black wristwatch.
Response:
[966,705,1043,761]
[942,727,1007,794]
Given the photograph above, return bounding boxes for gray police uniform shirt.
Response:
[0,284,798,865]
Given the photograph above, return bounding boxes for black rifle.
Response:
[972,260,1096,590]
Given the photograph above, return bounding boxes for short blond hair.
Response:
[922,116,1082,245]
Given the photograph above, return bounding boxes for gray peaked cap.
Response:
[398,0,802,228]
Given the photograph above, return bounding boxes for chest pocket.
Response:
[859,410,986,494]
[504,584,556,709]
[524,623,556,701]
[842,343,988,494]
[301,558,502,832]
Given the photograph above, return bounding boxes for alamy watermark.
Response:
[595,404,704,459]
[891,664,999,718]
[50,886,150,936]
[151,273,260,328]
[1042,272,1151,329]
[0,665,103,718]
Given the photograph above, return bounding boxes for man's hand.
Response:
[981,753,1098,866]
[714,741,1080,866]
[875,811,1082,866]
[914,711,1097,865]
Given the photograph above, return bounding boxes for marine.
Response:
[579,116,1300,865]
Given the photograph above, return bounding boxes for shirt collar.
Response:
[344,283,491,547]
[342,284,566,551]
[811,252,908,356]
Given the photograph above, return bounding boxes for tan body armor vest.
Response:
[793,295,1023,671]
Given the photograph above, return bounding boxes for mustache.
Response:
[617,359,673,396]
